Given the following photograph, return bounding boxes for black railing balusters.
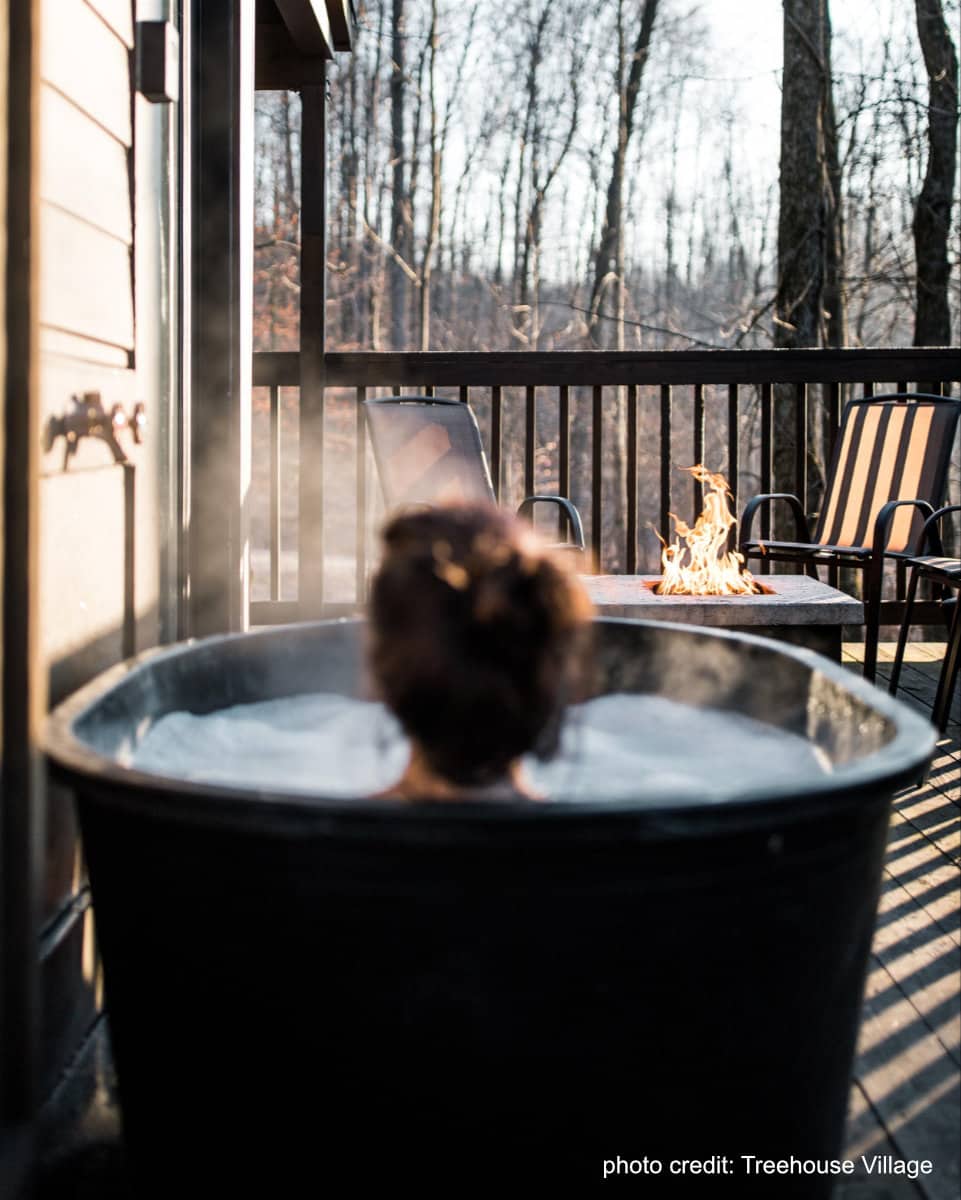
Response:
[760,382,773,575]
[727,383,739,552]
[558,385,570,540]
[248,349,959,625]
[896,381,908,395]
[693,382,705,513]
[828,381,841,451]
[269,384,281,601]
[592,385,603,569]
[659,384,672,542]
[626,384,638,574]
[355,386,367,602]
[796,382,808,514]
[491,386,502,501]
[525,386,536,498]
[828,380,841,587]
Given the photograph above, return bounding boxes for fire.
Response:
[658,465,761,596]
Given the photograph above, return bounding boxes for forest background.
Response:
[251,0,960,598]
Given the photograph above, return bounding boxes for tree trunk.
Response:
[390,0,407,349]
[774,0,826,536]
[583,0,658,572]
[816,1,844,508]
[587,0,658,346]
[420,0,441,351]
[821,3,846,350]
[912,0,958,355]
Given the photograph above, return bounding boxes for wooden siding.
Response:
[35,0,148,1104]
[40,0,132,145]
[39,206,134,350]
[39,85,132,241]
[85,0,135,47]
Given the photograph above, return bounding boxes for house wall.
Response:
[36,0,178,1098]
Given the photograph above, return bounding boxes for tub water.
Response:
[130,691,833,800]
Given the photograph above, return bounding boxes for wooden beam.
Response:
[298,80,327,618]
[275,0,333,57]
[326,0,355,51]
[188,0,254,636]
[261,348,961,389]
[255,22,326,90]
[253,348,961,391]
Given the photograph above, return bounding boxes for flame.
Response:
[658,465,761,596]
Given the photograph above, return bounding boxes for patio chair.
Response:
[362,395,585,552]
[738,393,961,681]
[888,505,960,732]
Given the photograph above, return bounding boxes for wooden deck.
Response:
[839,644,959,1200]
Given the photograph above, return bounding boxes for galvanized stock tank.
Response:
[44,618,934,1196]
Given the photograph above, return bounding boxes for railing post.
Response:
[592,385,603,571]
[558,384,570,540]
[727,383,739,552]
[490,386,502,501]
[355,386,367,603]
[659,384,672,544]
[298,78,327,618]
[693,382,705,513]
[525,386,535,498]
[269,385,281,600]
[760,382,773,575]
[626,384,638,574]
[188,0,255,636]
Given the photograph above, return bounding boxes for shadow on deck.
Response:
[839,645,960,1200]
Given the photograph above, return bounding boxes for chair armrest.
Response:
[915,504,961,556]
[738,493,811,549]
[872,499,937,561]
[517,495,586,551]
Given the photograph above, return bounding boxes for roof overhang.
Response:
[256,0,356,89]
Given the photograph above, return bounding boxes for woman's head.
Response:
[368,503,594,787]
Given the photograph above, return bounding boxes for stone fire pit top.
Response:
[582,574,863,627]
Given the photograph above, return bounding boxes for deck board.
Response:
[842,644,960,1200]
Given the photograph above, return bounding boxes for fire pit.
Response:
[583,466,863,659]
[583,572,863,659]
[44,617,931,1196]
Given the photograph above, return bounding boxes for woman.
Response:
[368,502,594,800]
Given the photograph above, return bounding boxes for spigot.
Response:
[44,392,146,469]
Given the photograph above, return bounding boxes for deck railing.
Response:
[250,347,960,625]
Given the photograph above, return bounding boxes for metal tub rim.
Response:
[43,617,936,830]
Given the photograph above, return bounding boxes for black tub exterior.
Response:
[45,619,934,1196]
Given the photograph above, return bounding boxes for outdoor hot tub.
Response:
[44,618,934,1196]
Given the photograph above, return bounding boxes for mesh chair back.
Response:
[814,394,960,553]
[363,396,496,509]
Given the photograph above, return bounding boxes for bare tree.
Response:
[774,0,828,529]
[588,0,659,348]
[912,0,958,350]
[390,0,409,347]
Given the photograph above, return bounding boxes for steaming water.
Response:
[129,692,831,803]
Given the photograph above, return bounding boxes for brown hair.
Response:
[368,503,594,787]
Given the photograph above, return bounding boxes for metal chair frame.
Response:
[889,505,960,732]
[738,393,960,681]
[363,395,585,552]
